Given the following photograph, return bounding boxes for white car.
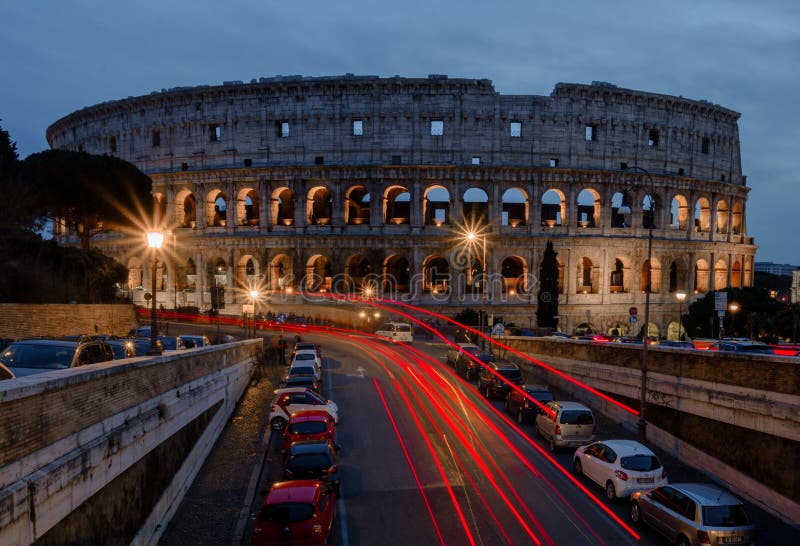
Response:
[288,361,322,382]
[573,439,668,500]
[291,350,322,370]
[269,387,338,430]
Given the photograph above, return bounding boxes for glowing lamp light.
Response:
[249,289,260,300]
[146,231,164,249]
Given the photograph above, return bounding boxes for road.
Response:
[246,331,661,546]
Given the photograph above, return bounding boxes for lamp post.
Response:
[675,292,687,341]
[729,303,739,337]
[466,229,488,349]
[146,231,165,356]
[248,289,260,338]
[624,165,656,443]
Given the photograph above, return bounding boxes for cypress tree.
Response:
[536,240,559,328]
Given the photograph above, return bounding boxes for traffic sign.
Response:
[629,315,638,324]
[629,306,638,316]
[276,313,286,324]
[714,292,728,312]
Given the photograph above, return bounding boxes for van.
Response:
[375,322,414,343]
[535,401,596,451]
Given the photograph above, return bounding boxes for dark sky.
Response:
[1,1,797,263]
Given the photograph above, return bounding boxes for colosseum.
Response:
[46,74,756,336]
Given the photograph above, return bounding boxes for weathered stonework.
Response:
[46,75,756,334]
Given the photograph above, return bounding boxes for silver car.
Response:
[630,483,758,546]
[535,400,596,451]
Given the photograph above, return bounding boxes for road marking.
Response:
[347,366,366,378]
[325,356,350,546]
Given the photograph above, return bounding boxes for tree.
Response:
[0,120,39,233]
[23,150,154,250]
[685,287,785,340]
[536,240,559,328]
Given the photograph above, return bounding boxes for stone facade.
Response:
[46,75,756,335]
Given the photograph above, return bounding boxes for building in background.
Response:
[755,262,799,277]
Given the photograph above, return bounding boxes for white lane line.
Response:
[324,356,350,546]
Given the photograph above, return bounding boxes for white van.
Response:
[375,322,414,343]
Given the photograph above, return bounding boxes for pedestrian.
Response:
[279,337,287,366]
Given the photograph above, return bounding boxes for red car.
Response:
[252,480,336,546]
[281,410,336,453]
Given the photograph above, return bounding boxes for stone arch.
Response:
[345,185,371,225]
[127,258,144,290]
[206,257,228,299]
[610,257,631,293]
[178,258,197,291]
[236,254,260,290]
[731,201,743,235]
[670,194,689,230]
[423,185,450,226]
[576,188,600,228]
[694,259,710,293]
[306,254,332,292]
[269,254,293,291]
[669,260,685,293]
[556,256,565,294]
[422,255,450,294]
[716,199,729,234]
[744,257,753,286]
[541,188,566,227]
[345,254,372,292]
[237,187,260,226]
[642,193,657,229]
[307,186,332,225]
[577,256,598,293]
[383,254,411,293]
[206,189,228,227]
[175,190,196,228]
[463,187,489,224]
[731,260,742,288]
[153,193,167,227]
[501,187,528,227]
[642,257,662,293]
[714,258,728,290]
[610,191,631,228]
[272,187,295,226]
[384,185,410,225]
[694,197,711,232]
[501,256,527,294]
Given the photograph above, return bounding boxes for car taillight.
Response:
[555,425,561,435]
[313,524,322,533]
[270,404,276,412]
[696,530,711,544]
[614,470,629,481]
[253,526,262,534]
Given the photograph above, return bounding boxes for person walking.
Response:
[278,337,287,366]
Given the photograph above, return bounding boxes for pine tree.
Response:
[536,240,559,328]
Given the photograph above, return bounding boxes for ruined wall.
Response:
[0,304,137,339]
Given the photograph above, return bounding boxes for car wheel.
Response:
[517,410,524,425]
[271,417,286,431]
[630,502,642,525]
[676,537,691,546]
[573,459,582,476]
[605,481,617,501]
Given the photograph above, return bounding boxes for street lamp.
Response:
[146,230,165,356]
[675,292,687,341]
[624,165,656,443]
[466,229,488,349]
[248,289,260,338]
[729,303,739,337]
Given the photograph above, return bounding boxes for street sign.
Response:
[276,313,286,323]
[629,315,638,324]
[629,306,638,316]
[715,291,727,312]
[492,323,505,336]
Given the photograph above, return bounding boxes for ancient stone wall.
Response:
[0,304,137,339]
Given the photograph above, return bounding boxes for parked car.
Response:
[0,339,115,378]
[573,440,668,500]
[106,338,137,359]
[179,334,211,348]
[158,335,184,352]
[476,361,523,399]
[269,387,338,430]
[658,340,695,349]
[283,440,340,496]
[446,342,480,367]
[714,340,774,355]
[630,483,758,546]
[130,337,163,356]
[0,362,14,380]
[535,401,596,451]
[281,410,336,454]
[281,374,321,393]
[289,362,322,383]
[505,384,554,424]
[454,349,495,380]
[291,351,323,370]
[292,342,321,359]
[251,479,336,546]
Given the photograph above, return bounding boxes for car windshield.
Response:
[620,454,661,471]
[0,344,73,369]
[286,377,315,387]
[287,453,332,471]
[526,389,554,401]
[295,353,315,360]
[260,502,315,523]
[397,324,412,332]
[289,366,316,376]
[560,410,594,425]
[498,368,521,381]
[477,353,495,363]
[159,337,178,350]
[702,504,750,527]
[289,421,328,435]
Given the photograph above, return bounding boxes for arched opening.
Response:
[669,261,678,293]
[345,186,371,225]
[642,258,662,293]
[556,256,565,294]
[423,186,450,226]
[666,321,685,341]
[383,255,411,293]
[272,187,295,226]
[307,187,332,225]
[610,191,631,228]
[694,198,711,232]
[501,188,527,227]
[731,260,742,288]
[610,258,627,293]
[744,258,753,286]
[463,187,489,224]
[462,247,484,295]
[384,186,410,225]
[716,199,729,234]
[694,259,710,293]
[176,191,196,228]
[269,254,293,292]
[577,257,595,293]
[576,188,600,228]
[642,194,657,229]
[306,255,332,292]
[731,201,743,235]
[153,193,167,227]
[185,258,197,291]
[541,189,565,227]
[206,190,228,227]
[423,255,450,294]
[670,195,689,230]
[237,188,260,226]
[714,259,728,290]
[207,258,228,308]
[501,256,527,294]
[345,254,371,292]
[127,258,144,291]
[236,255,260,289]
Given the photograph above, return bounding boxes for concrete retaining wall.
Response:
[0,304,137,340]
[0,340,261,545]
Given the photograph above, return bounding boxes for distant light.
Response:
[146,231,164,249]
[249,289,260,300]
[675,292,687,302]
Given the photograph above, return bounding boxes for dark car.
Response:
[281,374,321,393]
[131,337,163,356]
[106,338,137,359]
[283,440,340,496]
[0,362,14,381]
[477,361,523,399]
[715,340,774,355]
[0,339,114,378]
[158,336,184,351]
[251,480,336,546]
[456,350,495,380]
[658,340,695,349]
[179,334,211,348]
[505,384,555,424]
